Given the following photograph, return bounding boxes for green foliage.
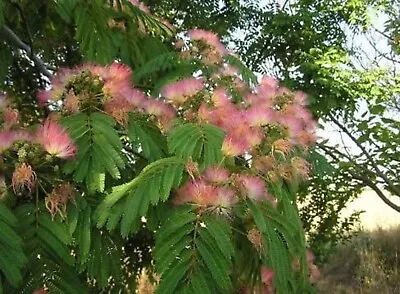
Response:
[95,157,185,237]
[127,113,168,162]
[13,204,86,293]
[0,204,27,288]
[154,206,234,293]
[168,121,225,166]
[62,112,125,193]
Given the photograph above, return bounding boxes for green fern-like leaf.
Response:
[134,52,180,84]
[74,1,116,63]
[81,229,123,289]
[62,112,125,194]
[127,113,168,161]
[168,122,225,166]
[155,207,233,293]
[13,204,86,293]
[95,157,185,237]
[0,204,26,288]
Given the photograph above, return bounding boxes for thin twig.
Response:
[328,113,400,197]
[318,143,400,213]
[0,25,54,77]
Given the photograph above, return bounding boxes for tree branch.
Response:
[318,143,400,213]
[328,113,400,197]
[0,25,54,78]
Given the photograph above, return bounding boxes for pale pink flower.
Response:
[128,88,147,108]
[211,88,230,107]
[245,127,264,147]
[0,131,16,152]
[234,174,266,201]
[260,266,275,293]
[214,186,238,207]
[12,163,36,194]
[291,157,311,179]
[203,166,230,184]
[174,179,236,208]
[103,97,133,125]
[3,108,19,129]
[294,91,308,106]
[63,91,80,113]
[246,106,274,126]
[36,120,77,159]
[161,78,204,104]
[221,136,247,157]
[0,130,32,152]
[272,139,292,156]
[187,29,226,54]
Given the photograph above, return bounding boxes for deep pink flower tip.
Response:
[260,266,274,284]
[36,120,77,159]
[107,62,133,82]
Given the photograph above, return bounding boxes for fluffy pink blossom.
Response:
[214,186,238,207]
[246,106,275,127]
[187,29,226,54]
[203,166,230,184]
[211,88,230,107]
[161,78,204,104]
[221,136,248,157]
[0,131,16,152]
[174,179,237,208]
[3,108,19,129]
[234,174,266,201]
[103,97,133,125]
[260,266,275,294]
[36,120,77,159]
[0,130,32,153]
[128,88,147,108]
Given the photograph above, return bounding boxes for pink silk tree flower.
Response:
[3,108,19,129]
[291,157,311,180]
[211,88,230,107]
[36,120,77,159]
[234,174,266,201]
[203,166,230,184]
[0,131,16,152]
[246,106,275,127]
[187,29,226,54]
[161,78,204,105]
[214,186,238,207]
[12,162,37,194]
[221,136,248,157]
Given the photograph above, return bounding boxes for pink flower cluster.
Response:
[0,116,76,160]
[188,29,226,55]
[173,165,275,208]
[161,78,204,104]
[37,63,177,128]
